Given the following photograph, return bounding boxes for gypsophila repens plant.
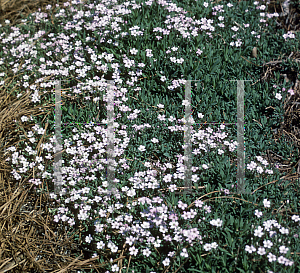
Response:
[1,0,300,272]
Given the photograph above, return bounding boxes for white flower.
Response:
[180,248,188,257]
[143,248,151,257]
[168,184,177,192]
[267,252,277,262]
[202,164,209,169]
[203,243,212,251]
[162,257,170,266]
[138,145,146,152]
[292,215,300,222]
[217,149,224,155]
[279,245,289,254]
[263,220,273,231]
[278,256,286,264]
[245,245,256,253]
[85,234,93,243]
[254,226,264,237]
[210,242,218,249]
[176,58,184,64]
[182,100,190,106]
[168,115,176,122]
[210,218,223,227]
[129,246,138,256]
[196,49,203,55]
[130,48,138,55]
[275,93,282,100]
[160,76,167,82]
[279,227,289,235]
[21,116,29,122]
[153,239,162,248]
[37,164,44,171]
[263,198,271,208]
[111,264,119,272]
[198,113,204,119]
[260,5,266,10]
[127,189,136,197]
[141,221,150,229]
[111,244,118,253]
[157,114,166,121]
[151,138,159,143]
[263,240,273,249]
[257,247,266,255]
[255,210,263,218]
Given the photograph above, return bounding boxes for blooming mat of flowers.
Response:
[1,0,300,272]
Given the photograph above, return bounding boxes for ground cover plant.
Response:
[0,0,300,272]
